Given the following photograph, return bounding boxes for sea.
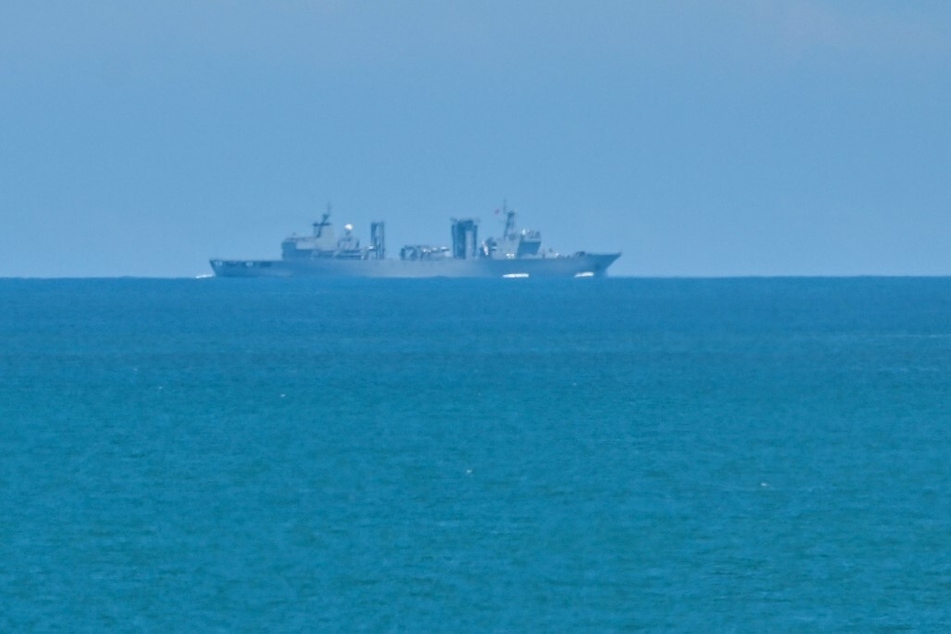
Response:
[1,277,950,631]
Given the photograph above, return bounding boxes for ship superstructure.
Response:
[210,206,620,278]
[280,211,387,261]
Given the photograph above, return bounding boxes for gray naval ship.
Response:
[210,207,621,278]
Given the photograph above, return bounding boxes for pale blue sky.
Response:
[1,1,949,277]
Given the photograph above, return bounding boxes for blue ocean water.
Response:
[1,277,950,631]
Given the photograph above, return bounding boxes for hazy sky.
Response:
[2,1,949,277]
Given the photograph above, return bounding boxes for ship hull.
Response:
[209,253,620,278]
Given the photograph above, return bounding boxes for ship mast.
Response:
[502,200,517,240]
[313,202,332,238]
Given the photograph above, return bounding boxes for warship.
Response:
[210,207,621,278]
